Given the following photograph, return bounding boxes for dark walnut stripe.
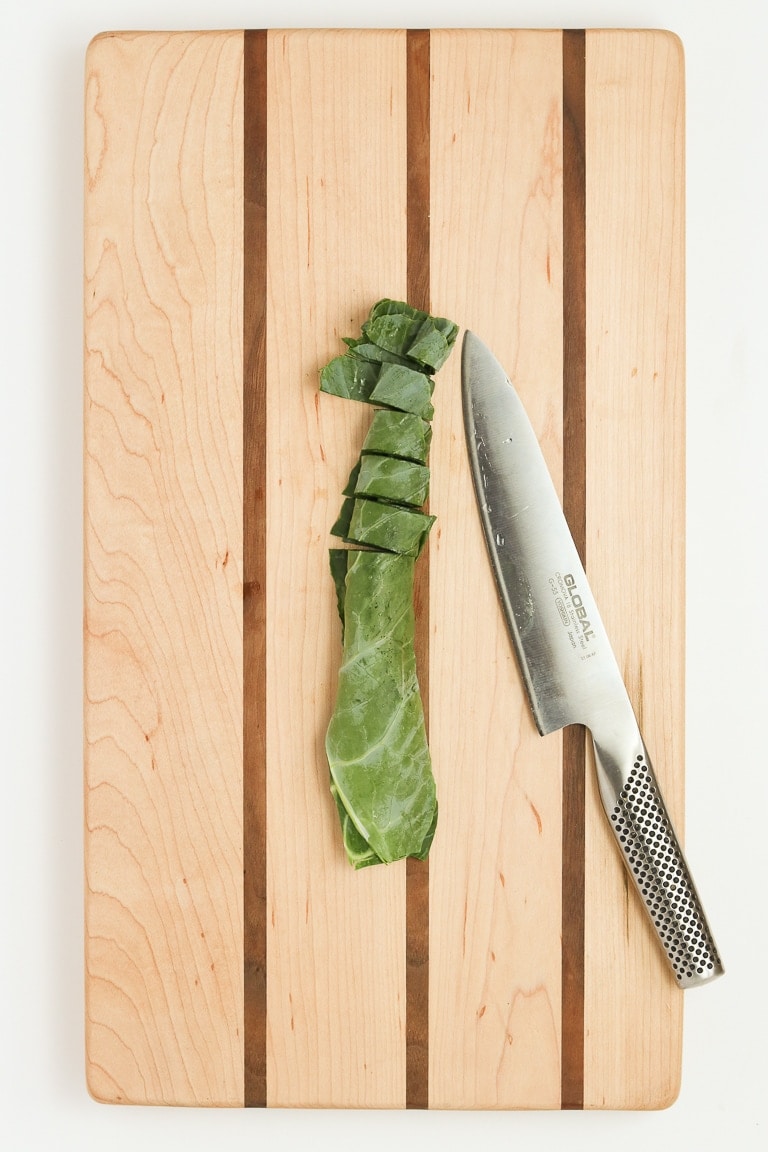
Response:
[561,28,587,1112]
[243,27,268,1109]
[405,27,431,1112]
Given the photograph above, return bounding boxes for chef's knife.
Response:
[461,331,722,989]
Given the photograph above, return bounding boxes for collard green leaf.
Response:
[347,498,435,556]
[329,548,350,634]
[320,297,458,869]
[354,454,430,507]
[361,410,432,464]
[326,550,437,865]
[344,338,422,371]
[341,458,362,497]
[320,354,433,418]
[330,781,382,869]
[320,355,379,403]
[368,362,435,420]
[330,497,355,540]
[362,298,459,372]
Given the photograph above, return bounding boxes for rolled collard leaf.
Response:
[362,298,459,372]
[320,355,433,419]
[361,409,432,464]
[326,550,437,865]
[354,454,430,508]
[330,781,382,869]
[329,549,400,867]
[346,498,435,556]
[321,298,457,869]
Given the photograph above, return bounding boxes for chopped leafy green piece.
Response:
[347,498,435,556]
[319,356,379,404]
[320,355,434,418]
[345,338,423,371]
[354,454,430,507]
[330,497,355,539]
[329,548,350,634]
[361,409,432,464]
[325,550,437,865]
[369,362,434,420]
[362,298,459,372]
[341,458,362,497]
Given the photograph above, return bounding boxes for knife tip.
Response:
[461,329,492,378]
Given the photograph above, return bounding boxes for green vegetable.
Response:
[325,550,436,864]
[320,298,458,868]
[341,459,362,497]
[344,338,420,370]
[320,356,435,420]
[361,298,458,372]
[361,410,432,464]
[329,548,350,634]
[354,455,430,507]
[367,363,435,421]
[347,498,434,556]
[330,497,355,540]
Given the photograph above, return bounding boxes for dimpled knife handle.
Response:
[591,719,723,989]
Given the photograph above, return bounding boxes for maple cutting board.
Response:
[84,28,686,1109]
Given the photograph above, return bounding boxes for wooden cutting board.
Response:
[84,28,686,1109]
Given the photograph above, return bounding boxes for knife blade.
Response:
[461,330,723,989]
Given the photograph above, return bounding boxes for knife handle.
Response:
[590,716,723,989]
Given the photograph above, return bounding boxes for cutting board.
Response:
[84,28,686,1109]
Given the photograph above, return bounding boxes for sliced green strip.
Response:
[319,355,379,404]
[344,338,422,371]
[341,458,362,497]
[362,298,459,372]
[330,497,355,540]
[347,498,435,556]
[361,410,432,464]
[320,355,433,419]
[329,548,351,634]
[354,454,430,508]
[369,362,434,420]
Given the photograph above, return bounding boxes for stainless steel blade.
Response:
[461,330,723,988]
[461,330,625,738]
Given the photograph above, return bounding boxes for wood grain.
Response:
[84,31,244,1106]
[428,30,565,1109]
[264,29,408,1108]
[405,27,432,1111]
[583,29,685,1109]
[561,27,587,1110]
[243,27,268,1108]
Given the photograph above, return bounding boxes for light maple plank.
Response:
[84,31,244,1106]
[583,29,685,1109]
[429,29,564,1109]
[264,29,408,1108]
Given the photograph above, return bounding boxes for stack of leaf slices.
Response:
[320,299,458,869]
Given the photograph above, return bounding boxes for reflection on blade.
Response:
[461,331,626,735]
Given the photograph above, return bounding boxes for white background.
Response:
[1,0,765,1148]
